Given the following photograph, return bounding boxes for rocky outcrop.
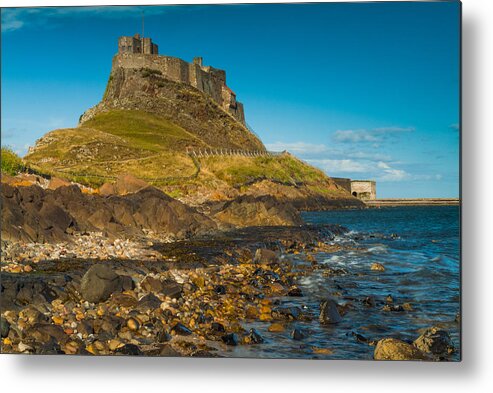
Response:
[319,299,342,324]
[413,327,455,357]
[80,264,123,303]
[213,195,303,227]
[1,183,217,243]
[81,67,265,152]
[99,174,149,196]
[374,338,429,361]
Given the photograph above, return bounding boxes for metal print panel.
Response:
[0,1,461,360]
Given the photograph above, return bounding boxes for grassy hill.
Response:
[23,60,360,208]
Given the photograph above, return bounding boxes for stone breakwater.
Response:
[0,225,455,360]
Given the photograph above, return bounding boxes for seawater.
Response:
[224,205,460,360]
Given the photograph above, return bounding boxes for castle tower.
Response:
[118,33,158,55]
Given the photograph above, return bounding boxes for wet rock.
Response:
[374,338,429,361]
[246,328,264,344]
[222,333,239,346]
[288,286,303,297]
[382,304,405,312]
[253,248,279,265]
[371,263,386,272]
[171,322,192,336]
[362,296,376,307]
[272,306,302,320]
[319,299,342,324]
[291,328,306,340]
[413,327,455,356]
[350,331,369,343]
[80,264,123,303]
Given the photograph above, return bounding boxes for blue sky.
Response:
[1,2,460,198]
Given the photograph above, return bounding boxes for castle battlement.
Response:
[114,34,245,125]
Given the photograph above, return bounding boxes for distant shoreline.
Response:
[365,198,460,207]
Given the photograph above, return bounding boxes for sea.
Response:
[223,205,461,360]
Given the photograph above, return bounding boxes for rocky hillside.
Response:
[24,54,363,211]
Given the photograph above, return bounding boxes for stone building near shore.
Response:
[115,34,245,125]
[332,178,377,200]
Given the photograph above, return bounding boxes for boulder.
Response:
[319,298,342,324]
[113,174,149,195]
[253,248,279,265]
[413,327,455,356]
[80,264,123,303]
[140,276,163,293]
[374,338,429,361]
[47,177,71,190]
[214,195,303,227]
[371,262,386,272]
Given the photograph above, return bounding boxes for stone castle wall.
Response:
[112,53,245,125]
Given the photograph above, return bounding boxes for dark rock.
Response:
[120,275,135,291]
[1,316,10,338]
[111,293,138,308]
[247,328,264,344]
[272,306,302,320]
[161,279,182,299]
[211,322,226,333]
[288,286,303,297]
[413,327,455,356]
[137,293,162,311]
[80,264,123,303]
[115,343,143,356]
[27,323,68,345]
[351,331,369,343]
[77,320,94,337]
[140,276,162,293]
[171,322,192,336]
[362,296,376,307]
[157,330,172,343]
[291,328,306,341]
[214,285,227,295]
[214,195,303,227]
[222,333,239,346]
[319,299,342,324]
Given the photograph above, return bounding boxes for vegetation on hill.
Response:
[1,147,25,175]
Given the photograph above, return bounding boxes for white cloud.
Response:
[332,126,414,144]
[1,6,171,33]
[307,159,373,173]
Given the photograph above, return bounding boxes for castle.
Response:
[115,34,245,125]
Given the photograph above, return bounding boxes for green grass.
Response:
[1,147,25,175]
[83,110,205,152]
[200,154,329,187]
